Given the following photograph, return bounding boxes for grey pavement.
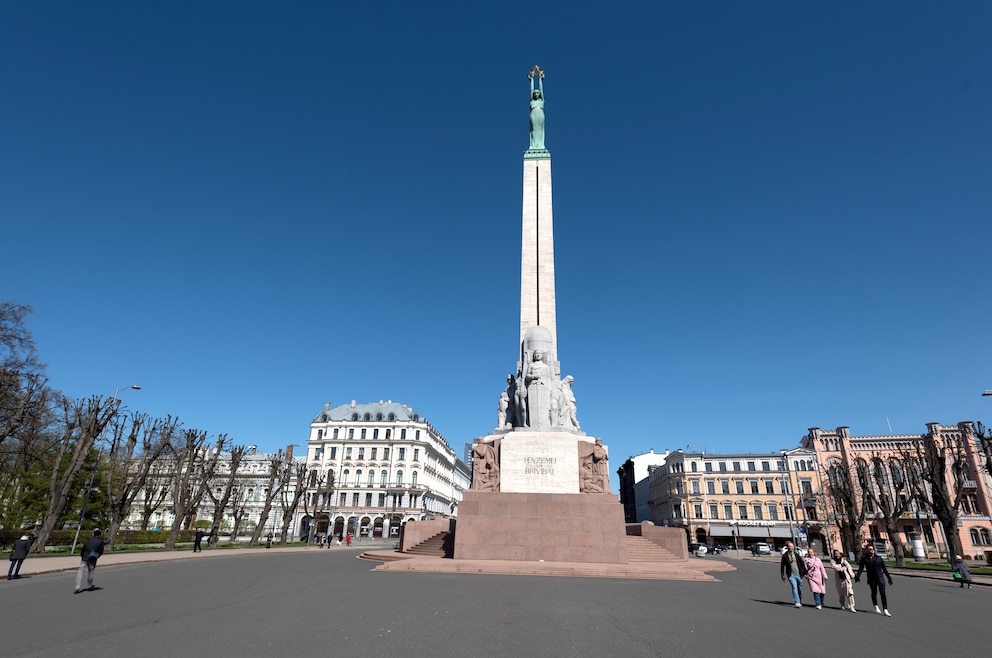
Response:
[2,547,990,657]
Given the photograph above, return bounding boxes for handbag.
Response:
[952,570,962,580]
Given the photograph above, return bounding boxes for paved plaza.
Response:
[1,549,989,657]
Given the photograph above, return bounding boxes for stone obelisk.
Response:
[452,68,628,565]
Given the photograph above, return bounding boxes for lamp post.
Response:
[71,384,141,555]
[780,451,797,548]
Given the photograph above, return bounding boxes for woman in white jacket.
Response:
[830,548,857,612]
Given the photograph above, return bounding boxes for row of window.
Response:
[314,446,420,462]
[683,501,807,522]
[308,468,418,488]
[316,427,422,442]
[672,478,813,496]
[670,459,815,474]
[310,491,424,509]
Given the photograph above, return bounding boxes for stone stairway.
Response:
[625,535,683,562]
[404,531,454,558]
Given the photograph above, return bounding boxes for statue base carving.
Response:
[523,148,551,160]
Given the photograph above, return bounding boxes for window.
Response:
[352,493,360,505]
[345,447,353,459]
[735,480,744,494]
[761,461,770,471]
[752,503,763,520]
[970,528,991,545]
[415,430,421,439]
[401,429,407,439]
[732,461,741,471]
[373,429,379,439]
[724,503,733,519]
[412,471,418,486]
[765,480,774,495]
[376,413,383,421]
[690,461,697,472]
[364,413,371,421]
[366,493,373,506]
[317,429,323,441]
[358,448,365,460]
[341,469,350,485]
[314,447,323,460]
[693,504,703,519]
[707,481,716,495]
[691,480,700,494]
[801,480,812,495]
[352,413,359,421]
[367,470,375,486]
[750,480,759,494]
[784,504,795,521]
[705,463,713,472]
[414,448,420,461]
[737,503,748,519]
[333,428,339,439]
[378,493,385,506]
[767,503,779,520]
[383,447,390,459]
[399,448,406,460]
[361,429,367,439]
[709,503,718,519]
[396,470,404,485]
[308,470,317,487]
[371,447,377,460]
[721,480,730,494]
[747,461,755,471]
[380,470,388,486]
[348,429,354,440]
[339,492,347,506]
[719,462,727,472]
[385,429,391,439]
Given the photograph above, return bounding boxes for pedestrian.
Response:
[265,532,273,549]
[74,529,105,594]
[345,533,352,546]
[8,534,31,580]
[854,543,893,616]
[829,548,857,613]
[952,555,973,589]
[751,544,757,557]
[780,540,809,608]
[193,528,205,553]
[803,546,828,609]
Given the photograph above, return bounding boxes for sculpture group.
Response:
[497,326,580,432]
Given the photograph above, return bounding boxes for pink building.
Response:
[802,422,992,560]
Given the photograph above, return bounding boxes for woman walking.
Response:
[803,546,829,609]
[952,555,973,589]
[830,549,857,612]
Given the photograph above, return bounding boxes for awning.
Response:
[698,525,797,538]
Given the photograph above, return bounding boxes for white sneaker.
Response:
[816,605,822,609]
[841,605,847,610]
[883,609,891,617]
[850,608,857,614]
[795,602,802,608]
[874,605,881,614]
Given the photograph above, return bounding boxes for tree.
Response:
[202,440,249,547]
[821,459,867,555]
[32,394,120,552]
[300,467,335,547]
[103,414,177,549]
[278,461,307,543]
[164,430,223,550]
[854,454,915,567]
[249,448,290,546]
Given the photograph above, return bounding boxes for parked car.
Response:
[707,545,723,555]
[754,542,771,555]
[688,543,708,556]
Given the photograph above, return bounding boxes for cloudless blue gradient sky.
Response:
[3,3,991,490]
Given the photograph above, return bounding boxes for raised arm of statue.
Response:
[528,66,546,151]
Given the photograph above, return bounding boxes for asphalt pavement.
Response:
[2,547,989,657]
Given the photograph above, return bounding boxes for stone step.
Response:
[625,535,683,562]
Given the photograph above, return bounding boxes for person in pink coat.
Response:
[803,546,829,609]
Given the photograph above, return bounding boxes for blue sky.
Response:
[3,3,991,490]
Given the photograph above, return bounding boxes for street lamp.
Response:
[70,384,141,554]
[780,451,797,548]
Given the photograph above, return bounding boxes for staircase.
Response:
[625,535,683,562]
[405,531,454,558]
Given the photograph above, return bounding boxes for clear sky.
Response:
[3,2,991,491]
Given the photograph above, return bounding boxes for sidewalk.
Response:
[3,540,396,581]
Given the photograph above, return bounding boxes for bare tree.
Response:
[227,486,250,542]
[103,414,178,549]
[821,459,867,555]
[164,431,223,550]
[903,426,973,562]
[300,467,335,547]
[278,461,307,543]
[249,447,291,546]
[854,454,915,567]
[32,394,120,552]
[202,439,249,546]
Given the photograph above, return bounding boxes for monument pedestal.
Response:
[453,491,628,564]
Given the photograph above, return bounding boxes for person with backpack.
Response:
[74,529,105,594]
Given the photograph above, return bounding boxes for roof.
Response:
[312,400,422,424]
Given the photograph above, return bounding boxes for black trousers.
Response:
[868,580,888,609]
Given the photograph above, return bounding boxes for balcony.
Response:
[963,480,977,489]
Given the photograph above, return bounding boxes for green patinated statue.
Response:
[528,65,546,150]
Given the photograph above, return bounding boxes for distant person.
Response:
[952,555,973,589]
[193,529,205,553]
[802,546,828,609]
[74,529,105,594]
[345,533,352,547]
[854,543,892,616]
[780,540,809,608]
[830,549,857,612]
[8,534,31,580]
[265,532,273,549]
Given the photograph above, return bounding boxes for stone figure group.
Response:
[470,438,500,492]
[578,438,610,494]
[497,348,580,432]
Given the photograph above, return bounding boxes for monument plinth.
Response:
[452,68,627,564]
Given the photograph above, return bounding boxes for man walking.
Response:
[780,540,808,608]
[193,528,205,552]
[855,543,893,616]
[8,534,31,580]
[74,529,105,594]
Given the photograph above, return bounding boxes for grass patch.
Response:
[886,560,992,576]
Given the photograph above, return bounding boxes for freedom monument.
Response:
[452,67,629,563]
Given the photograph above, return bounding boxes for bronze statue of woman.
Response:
[528,66,546,150]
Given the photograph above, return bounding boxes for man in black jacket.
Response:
[855,543,893,616]
[74,529,105,594]
[780,540,809,608]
